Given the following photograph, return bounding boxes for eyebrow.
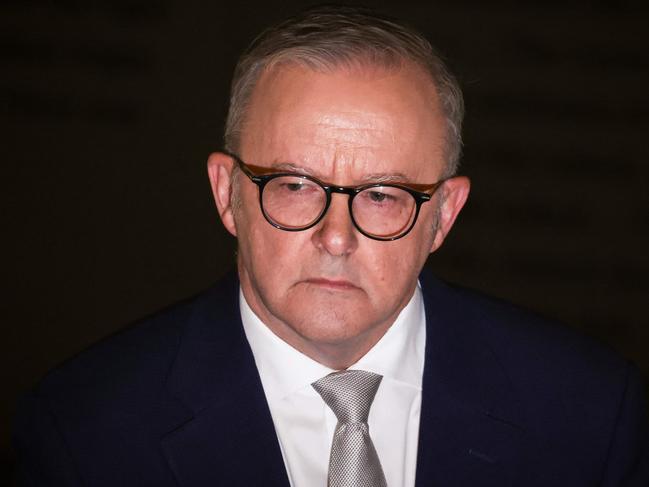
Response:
[269,162,411,184]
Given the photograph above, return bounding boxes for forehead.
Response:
[240,61,447,181]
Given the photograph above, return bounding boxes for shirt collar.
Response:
[240,283,425,401]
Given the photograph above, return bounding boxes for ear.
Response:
[429,176,470,253]
[207,152,238,237]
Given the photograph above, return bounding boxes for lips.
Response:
[302,278,360,290]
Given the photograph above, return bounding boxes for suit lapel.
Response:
[160,273,289,487]
[415,274,524,487]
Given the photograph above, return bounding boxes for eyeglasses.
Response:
[230,153,448,241]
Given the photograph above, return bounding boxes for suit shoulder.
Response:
[421,274,633,391]
[31,279,231,410]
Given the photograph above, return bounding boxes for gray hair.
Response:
[224,5,464,176]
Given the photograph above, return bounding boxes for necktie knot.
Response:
[312,369,382,424]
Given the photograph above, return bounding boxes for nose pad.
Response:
[312,193,359,256]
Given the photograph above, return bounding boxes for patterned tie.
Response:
[312,370,388,487]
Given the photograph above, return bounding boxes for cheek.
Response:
[409,208,437,254]
[235,187,277,254]
[237,211,307,282]
[359,243,416,292]
[366,234,431,287]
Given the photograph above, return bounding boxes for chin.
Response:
[297,324,368,350]
[292,305,373,340]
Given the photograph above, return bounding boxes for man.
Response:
[13,6,648,487]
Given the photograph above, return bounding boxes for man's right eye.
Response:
[285,183,305,192]
[276,178,319,194]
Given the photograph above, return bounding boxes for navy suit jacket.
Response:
[13,271,649,486]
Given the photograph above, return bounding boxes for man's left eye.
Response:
[368,191,390,202]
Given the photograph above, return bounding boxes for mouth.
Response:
[302,278,360,291]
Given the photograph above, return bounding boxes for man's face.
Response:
[209,62,469,368]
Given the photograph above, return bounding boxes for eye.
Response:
[367,191,392,203]
[272,177,320,196]
[285,182,305,192]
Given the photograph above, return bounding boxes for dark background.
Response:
[3,0,648,482]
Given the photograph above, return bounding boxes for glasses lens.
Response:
[262,175,327,229]
[352,186,417,238]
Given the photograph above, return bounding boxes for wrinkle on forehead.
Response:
[312,111,401,150]
[272,105,414,165]
[316,110,393,133]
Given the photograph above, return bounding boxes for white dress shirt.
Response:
[240,285,426,487]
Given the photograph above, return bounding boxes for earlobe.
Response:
[207,152,238,237]
[429,176,470,253]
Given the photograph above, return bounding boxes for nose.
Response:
[311,193,359,256]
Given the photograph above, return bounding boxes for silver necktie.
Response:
[312,370,388,487]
